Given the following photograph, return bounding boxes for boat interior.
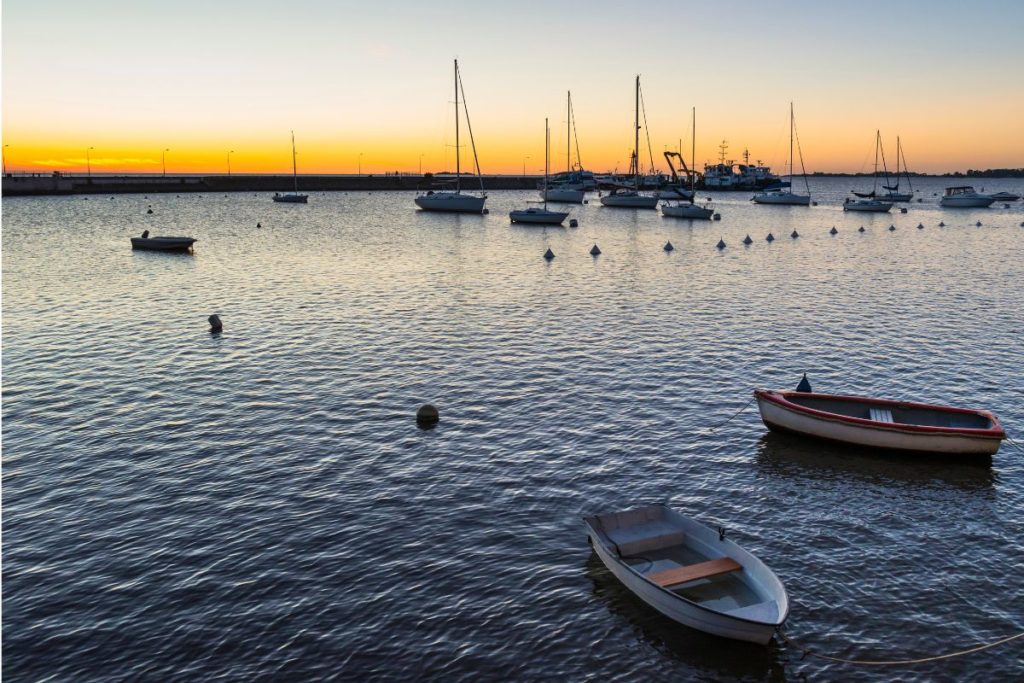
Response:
[590,507,779,622]
[784,394,993,429]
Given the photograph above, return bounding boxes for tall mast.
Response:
[567,92,571,173]
[873,130,880,194]
[454,59,460,193]
[691,106,696,196]
[789,102,794,183]
[291,130,298,193]
[901,137,913,193]
[544,118,549,210]
[634,75,640,189]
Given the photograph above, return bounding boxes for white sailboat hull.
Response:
[543,188,585,203]
[509,208,569,225]
[600,193,658,208]
[415,192,486,213]
[752,192,810,206]
[661,203,714,219]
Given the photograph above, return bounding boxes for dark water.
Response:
[4,179,1024,681]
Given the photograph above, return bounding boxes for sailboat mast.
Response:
[634,75,640,189]
[789,102,794,182]
[901,137,913,193]
[454,59,460,193]
[567,92,571,173]
[291,130,298,193]
[873,130,880,193]
[691,107,696,195]
[544,118,549,210]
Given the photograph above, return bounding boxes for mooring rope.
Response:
[1004,435,1024,455]
[701,395,756,434]
[777,626,1024,666]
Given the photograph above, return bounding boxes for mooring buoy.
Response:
[976,221,982,227]
[858,226,865,232]
[590,244,601,256]
[712,213,721,220]
[583,200,588,204]
[544,248,555,260]
[811,201,818,206]
[796,373,812,393]
[256,222,262,228]
[482,208,489,215]
[791,230,799,239]
[917,223,924,229]
[889,225,896,231]
[664,241,674,252]
[743,234,753,245]
[939,221,946,227]
[766,233,775,242]
[716,238,726,250]
[147,209,153,214]
[208,314,223,333]
[900,208,908,214]
[569,219,579,227]
[830,226,838,235]
[416,404,439,426]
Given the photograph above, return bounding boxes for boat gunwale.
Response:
[754,389,1005,439]
[583,507,789,628]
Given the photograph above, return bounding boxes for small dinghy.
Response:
[130,231,196,252]
[584,504,788,644]
[754,388,1005,456]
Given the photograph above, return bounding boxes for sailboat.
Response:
[510,118,570,225]
[414,59,487,213]
[661,107,714,219]
[881,136,914,202]
[543,91,586,204]
[272,131,308,203]
[600,76,659,209]
[844,131,894,212]
[752,103,810,205]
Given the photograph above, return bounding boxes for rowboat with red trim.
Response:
[584,504,788,644]
[754,389,1005,456]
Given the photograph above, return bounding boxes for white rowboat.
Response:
[754,389,1005,457]
[585,504,788,644]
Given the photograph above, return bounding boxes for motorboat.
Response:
[940,187,996,207]
[661,201,713,219]
[752,103,811,206]
[843,197,893,212]
[754,388,1005,456]
[131,231,196,251]
[272,131,309,203]
[989,191,1020,202]
[415,59,487,214]
[601,189,658,208]
[584,504,789,644]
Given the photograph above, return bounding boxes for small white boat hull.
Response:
[844,199,893,212]
[543,188,585,203]
[661,203,714,219]
[600,192,658,208]
[752,192,810,206]
[509,208,569,225]
[585,505,787,645]
[415,192,487,213]
[754,389,1005,456]
[940,196,996,208]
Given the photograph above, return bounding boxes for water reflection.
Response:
[754,432,996,491]
[584,553,789,680]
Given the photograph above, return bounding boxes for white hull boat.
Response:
[661,202,713,219]
[601,190,658,208]
[509,207,568,225]
[543,187,585,203]
[754,389,1005,457]
[584,504,788,645]
[415,191,486,213]
[940,186,995,207]
[131,235,196,251]
[844,198,893,212]
[752,190,810,206]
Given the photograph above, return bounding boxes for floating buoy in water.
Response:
[590,244,601,256]
[889,224,896,231]
[796,373,812,393]
[664,241,674,252]
[1020,221,1024,227]
[256,222,262,228]
[482,208,489,214]
[917,223,924,229]
[712,213,721,220]
[544,248,555,260]
[416,404,439,426]
[917,198,923,202]
[858,226,865,232]
[766,232,775,242]
[791,229,799,239]
[830,226,838,235]
[900,208,908,214]
[1004,203,1011,209]
[811,201,818,206]
[716,238,726,250]
[208,314,223,333]
[939,221,946,227]
[569,218,579,227]
[147,208,153,214]
[742,234,753,245]
[583,199,588,204]
[976,221,982,227]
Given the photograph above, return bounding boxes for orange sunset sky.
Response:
[3,1,1022,176]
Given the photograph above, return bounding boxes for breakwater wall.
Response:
[2,174,541,197]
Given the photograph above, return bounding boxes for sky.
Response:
[3,0,1023,175]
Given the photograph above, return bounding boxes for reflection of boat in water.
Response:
[584,504,788,644]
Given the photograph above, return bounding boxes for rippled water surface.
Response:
[4,179,1024,681]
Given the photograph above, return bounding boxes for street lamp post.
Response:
[227,150,234,176]
[523,156,530,176]
[419,154,424,175]
[3,144,9,175]
[162,148,170,177]
[87,146,94,178]
[358,152,363,175]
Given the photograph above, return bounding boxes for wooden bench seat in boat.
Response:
[648,557,741,587]
[869,407,894,423]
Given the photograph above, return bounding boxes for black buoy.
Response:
[416,404,439,426]
[829,226,838,235]
[917,223,924,229]
[482,208,489,215]
[147,208,153,214]
[889,225,896,231]
[858,226,865,232]
[590,244,601,256]
[791,229,799,239]
[208,314,223,333]
[939,221,945,227]
[796,373,812,393]
[766,232,775,242]
[811,201,818,206]
[743,234,753,245]
[544,248,555,261]
[716,237,726,250]
[712,213,721,220]
[583,199,588,204]
[976,221,982,227]
[569,218,579,227]
[900,207,908,214]
[664,241,674,252]
[256,222,262,228]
